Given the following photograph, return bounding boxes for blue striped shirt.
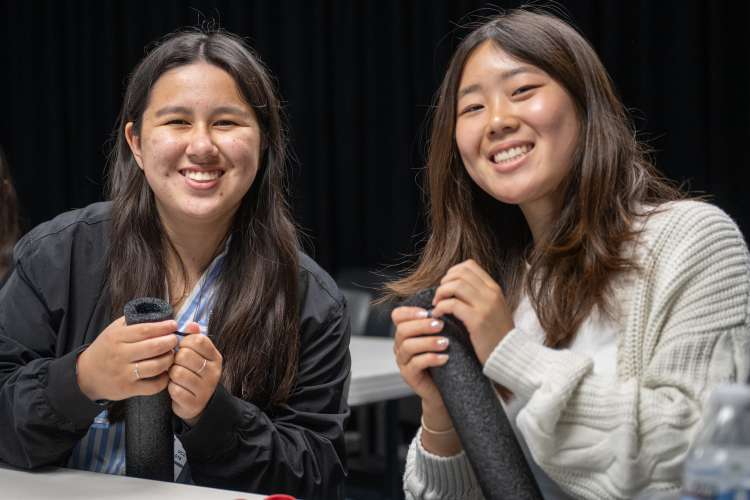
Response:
[68,243,228,480]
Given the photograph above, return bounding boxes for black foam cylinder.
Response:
[401,288,542,500]
[123,297,174,482]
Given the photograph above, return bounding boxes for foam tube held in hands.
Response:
[123,297,175,482]
[401,288,542,500]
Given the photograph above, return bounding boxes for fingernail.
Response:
[415,309,429,319]
[437,354,449,362]
[430,319,443,329]
[436,337,449,346]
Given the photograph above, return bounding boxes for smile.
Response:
[179,169,224,182]
[491,143,534,165]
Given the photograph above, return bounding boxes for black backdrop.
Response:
[1,0,748,277]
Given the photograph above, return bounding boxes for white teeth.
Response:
[493,144,532,164]
[183,170,221,181]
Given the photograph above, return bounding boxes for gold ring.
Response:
[134,363,141,380]
[197,358,207,375]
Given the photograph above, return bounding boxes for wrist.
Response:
[419,407,462,456]
[420,415,455,435]
[478,322,514,366]
[421,400,453,432]
[75,349,102,402]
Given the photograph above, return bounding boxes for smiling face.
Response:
[125,62,261,232]
[455,40,579,224]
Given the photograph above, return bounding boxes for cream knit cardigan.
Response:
[403,200,750,500]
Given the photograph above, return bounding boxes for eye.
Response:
[166,119,190,126]
[512,85,537,97]
[214,120,238,127]
[459,104,484,115]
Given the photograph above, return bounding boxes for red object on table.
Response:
[264,495,296,500]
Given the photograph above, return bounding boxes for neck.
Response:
[520,199,558,246]
[159,211,232,297]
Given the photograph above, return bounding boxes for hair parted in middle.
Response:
[387,9,682,348]
[106,29,300,409]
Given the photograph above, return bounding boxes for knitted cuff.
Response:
[405,428,479,498]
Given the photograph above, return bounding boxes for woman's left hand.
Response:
[432,259,515,365]
[168,321,223,427]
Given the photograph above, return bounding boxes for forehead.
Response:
[458,40,545,89]
[147,62,249,109]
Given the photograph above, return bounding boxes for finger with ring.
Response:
[196,358,207,375]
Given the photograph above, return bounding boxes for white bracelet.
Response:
[421,415,455,435]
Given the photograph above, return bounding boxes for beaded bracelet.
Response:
[420,415,456,435]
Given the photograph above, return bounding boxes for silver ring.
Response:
[134,363,141,380]
[197,358,207,375]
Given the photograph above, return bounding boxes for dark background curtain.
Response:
[1,0,748,278]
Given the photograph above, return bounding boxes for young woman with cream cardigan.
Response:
[388,10,750,500]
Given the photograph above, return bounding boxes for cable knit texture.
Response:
[403,201,750,499]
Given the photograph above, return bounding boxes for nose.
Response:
[487,101,519,137]
[185,125,219,162]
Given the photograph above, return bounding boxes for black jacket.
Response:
[0,202,350,499]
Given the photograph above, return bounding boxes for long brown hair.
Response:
[106,30,300,407]
[388,9,682,348]
[0,146,20,280]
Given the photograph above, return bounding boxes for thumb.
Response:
[182,321,201,335]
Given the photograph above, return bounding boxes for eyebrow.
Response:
[154,106,190,117]
[153,105,251,117]
[457,66,540,99]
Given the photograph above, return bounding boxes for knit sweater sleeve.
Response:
[403,428,483,500]
[483,201,750,499]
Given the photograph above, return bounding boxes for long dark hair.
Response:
[388,9,682,348]
[0,146,20,280]
[106,30,300,407]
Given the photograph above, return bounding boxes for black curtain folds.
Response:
[1,0,748,275]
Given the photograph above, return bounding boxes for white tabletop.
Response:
[0,463,267,500]
[348,336,413,406]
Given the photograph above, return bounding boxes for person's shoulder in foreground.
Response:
[13,201,112,261]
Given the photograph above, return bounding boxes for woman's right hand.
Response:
[392,306,455,420]
[76,316,179,402]
[393,306,461,455]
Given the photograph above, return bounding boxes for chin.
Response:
[481,188,527,206]
[472,177,522,204]
[177,205,225,222]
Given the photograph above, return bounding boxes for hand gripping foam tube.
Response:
[123,297,174,481]
[401,288,542,500]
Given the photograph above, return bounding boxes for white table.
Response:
[0,463,266,499]
[348,336,413,406]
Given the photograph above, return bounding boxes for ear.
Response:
[124,122,144,170]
